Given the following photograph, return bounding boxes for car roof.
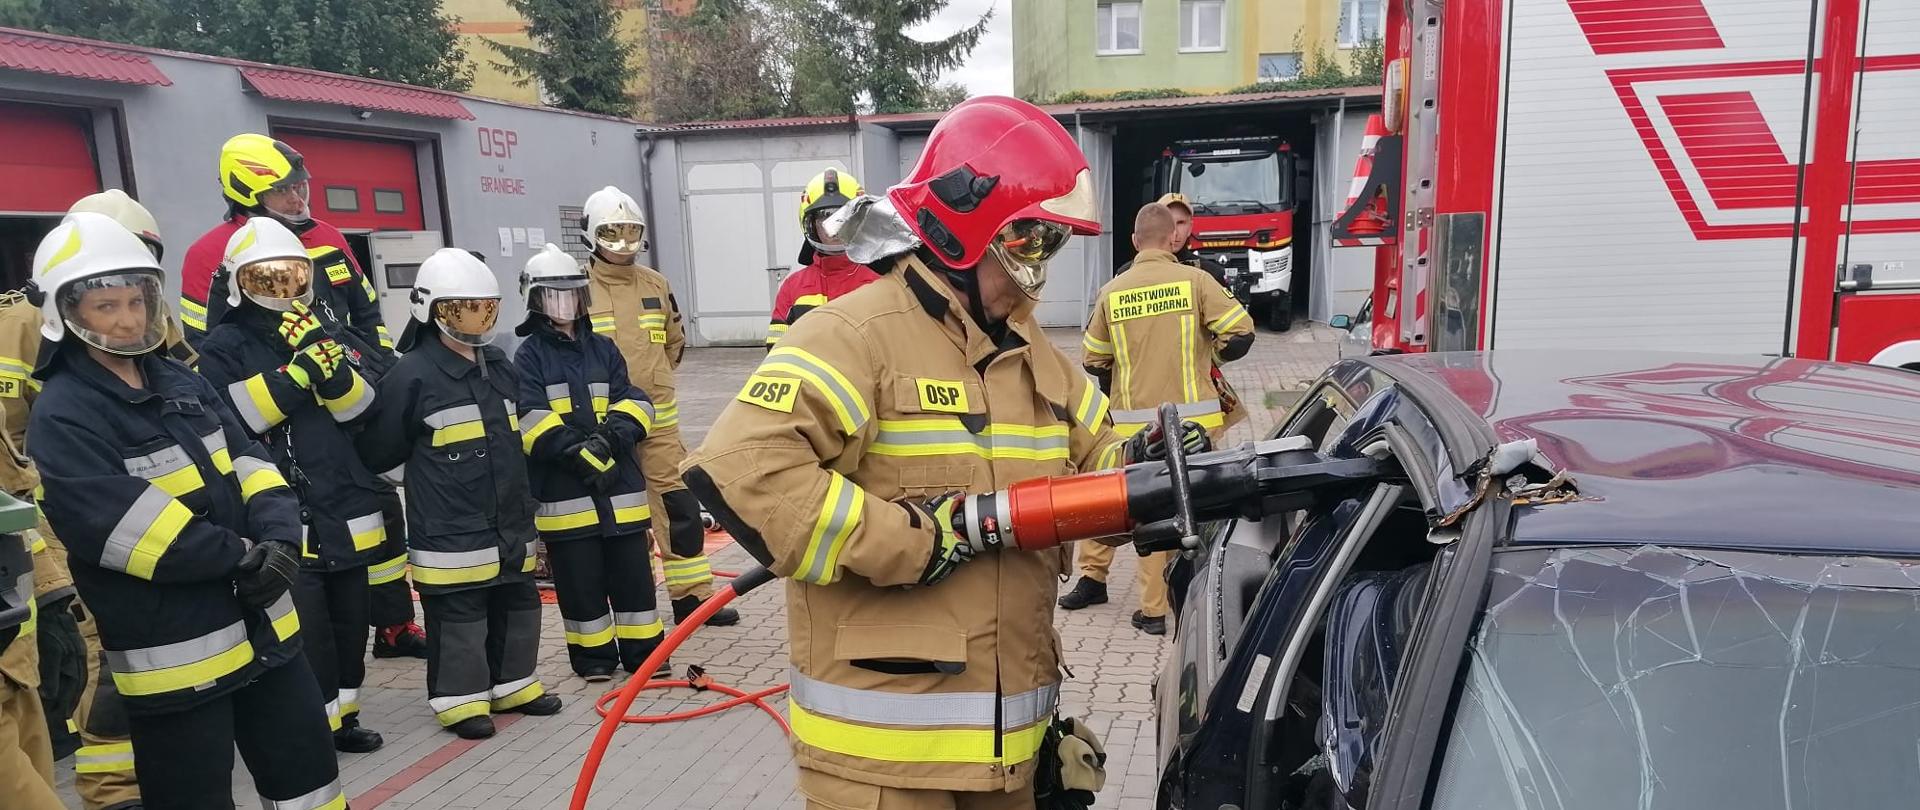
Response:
[1367,351,1920,556]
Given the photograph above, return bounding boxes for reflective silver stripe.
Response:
[231,455,280,483]
[327,378,374,421]
[347,512,384,536]
[122,444,194,479]
[226,379,278,434]
[788,672,1057,728]
[424,404,482,428]
[262,779,344,810]
[1109,399,1223,425]
[200,429,228,458]
[101,487,178,574]
[410,547,500,569]
[538,496,596,517]
[428,691,489,714]
[491,674,539,700]
[107,620,247,673]
[608,492,648,510]
[871,425,1069,455]
[614,610,658,626]
[265,593,297,624]
[544,383,569,401]
[564,614,613,635]
[521,409,557,433]
[589,382,610,397]
[4,571,31,611]
[367,555,408,582]
[800,474,861,584]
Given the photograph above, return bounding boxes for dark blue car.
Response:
[1158,351,1920,809]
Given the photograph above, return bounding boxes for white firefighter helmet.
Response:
[222,217,314,312]
[68,189,163,259]
[410,247,501,346]
[582,186,645,260]
[519,243,590,327]
[32,212,168,354]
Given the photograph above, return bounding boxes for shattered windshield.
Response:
[1431,546,1920,810]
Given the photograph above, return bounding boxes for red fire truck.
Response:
[1156,137,1299,330]
[1334,0,1920,367]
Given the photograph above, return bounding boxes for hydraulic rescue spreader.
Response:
[571,405,1385,806]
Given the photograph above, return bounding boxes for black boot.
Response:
[1131,610,1167,636]
[673,596,740,627]
[1057,577,1108,610]
[581,664,615,683]
[333,719,385,754]
[504,694,564,716]
[451,715,495,739]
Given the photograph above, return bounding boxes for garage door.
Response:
[274,131,426,231]
[0,101,100,214]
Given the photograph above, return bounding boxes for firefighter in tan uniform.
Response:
[686,97,1183,810]
[1060,203,1255,635]
[0,191,195,810]
[581,187,740,627]
[1,519,58,809]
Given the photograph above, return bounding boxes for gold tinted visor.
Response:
[992,219,1073,300]
[595,223,644,256]
[434,298,500,345]
[237,257,313,310]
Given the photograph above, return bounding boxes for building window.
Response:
[1339,0,1384,47]
[1180,0,1225,52]
[1096,1,1142,55]
[373,189,406,214]
[1259,52,1303,81]
[324,186,359,212]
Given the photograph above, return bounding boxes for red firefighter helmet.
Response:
[889,96,1101,282]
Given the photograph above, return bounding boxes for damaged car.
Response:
[1156,350,1920,809]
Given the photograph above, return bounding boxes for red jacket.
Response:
[179,216,383,349]
[765,254,880,346]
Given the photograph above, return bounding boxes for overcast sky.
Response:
[906,0,1014,97]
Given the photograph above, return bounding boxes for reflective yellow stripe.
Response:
[610,492,652,526]
[105,488,194,580]
[267,593,300,641]
[520,410,564,454]
[1180,313,1198,403]
[149,465,204,497]
[654,401,678,429]
[1210,303,1250,333]
[609,399,654,433]
[868,419,1071,461]
[615,610,663,639]
[591,315,616,334]
[1082,331,1113,356]
[412,563,500,586]
[1112,322,1132,408]
[322,372,372,421]
[765,322,789,345]
[238,375,288,432]
[1096,439,1127,470]
[431,422,486,447]
[111,637,254,697]
[26,532,45,554]
[577,447,614,472]
[367,554,408,585]
[796,473,860,585]
[73,742,136,774]
[432,695,490,726]
[347,513,386,552]
[410,548,501,586]
[564,614,615,647]
[794,294,829,307]
[1073,377,1110,431]
[491,677,545,710]
[178,297,208,331]
[761,346,869,434]
[236,462,288,503]
[789,703,1049,766]
[535,496,599,533]
[522,553,536,573]
[375,323,394,348]
[661,556,711,585]
[0,355,33,378]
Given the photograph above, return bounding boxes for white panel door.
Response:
[688,192,772,344]
[368,230,445,337]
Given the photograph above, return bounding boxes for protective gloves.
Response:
[1035,716,1108,810]
[1124,418,1211,464]
[913,491,974,586]
[277,302,326,351]
[233,540,300,609]
[286,340,347,394]
[567,434,617,483]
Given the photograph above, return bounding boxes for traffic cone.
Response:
[1340,114,1389,239]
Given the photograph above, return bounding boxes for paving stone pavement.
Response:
[50,324,1339,810]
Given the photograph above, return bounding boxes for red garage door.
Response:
[0,102,101,214]
[275,131,425,231]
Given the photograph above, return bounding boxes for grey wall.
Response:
[1311,104,1377,323]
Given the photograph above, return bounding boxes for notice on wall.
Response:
[511,227,527,245]
[498,228,514,258]
[527,228,546,247]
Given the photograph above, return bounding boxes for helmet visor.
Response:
[236,257,314,312]
[434,298,500,346]
[536,286,587,322]
[806,210,849,255]
[991,219,1073,299]
[58,272,167,356]
[260,180,311,224]
[594,223,644,257]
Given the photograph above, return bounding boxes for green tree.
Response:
[649,0,787,122]
[917,81,970,111]
[0,0,473,91]
[783,0,991,115]
[486,0,636,116]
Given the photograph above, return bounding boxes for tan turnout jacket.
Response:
[1082,249,1254,436]
[587,257,686,431]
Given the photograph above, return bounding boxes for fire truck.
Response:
[1156,137,1300,330]
[1333,0,1920,367]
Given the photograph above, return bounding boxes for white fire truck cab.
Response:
[1335,0,1920,367]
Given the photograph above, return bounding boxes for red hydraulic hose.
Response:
[570,566,779,810]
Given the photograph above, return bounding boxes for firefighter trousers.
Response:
[422,578,546,727]
[367,487,417,628]
[1,646,62,810]
[1075,543,1170,618]
[70,600,141,810]
[638,426,714,601]
[127,651,342,810]
[550,532,663,675]
[292,565,371,731]
[798,767,1036,810]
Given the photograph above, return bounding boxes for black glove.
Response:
[1035,716,1107,810]
[233,540,300,608]
[912,492,974,587]
[1124,419,1211,464]
[35,595,86,730]
[566,434,616,481]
